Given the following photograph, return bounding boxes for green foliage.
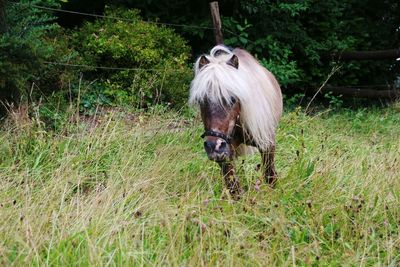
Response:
[129,0,398,90]
[223,17,252,47]
[324,91,344,109]
[285,93,305,109]
[34,30,82,94]
[79,82,113,113]
[0,0,82,116]
[73,7,192,109]
[0,1,59,100]
[1,3,193,116]
[223,19,301,86]
[259,42,301,87]
[222,0,399,89]
[2,0,399,117]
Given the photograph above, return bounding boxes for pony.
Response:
[189,45,282,198]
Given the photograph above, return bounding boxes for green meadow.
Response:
[1,104,399,266]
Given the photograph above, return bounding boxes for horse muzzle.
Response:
[204,139,230,162]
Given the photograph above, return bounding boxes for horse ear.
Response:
[227,54,239,69]
[198,56,210,70]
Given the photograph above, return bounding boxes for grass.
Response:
[0,103,399,266]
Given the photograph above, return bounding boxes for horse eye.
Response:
[230,96,237,104]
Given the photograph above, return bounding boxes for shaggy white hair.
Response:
[189,45,282,151]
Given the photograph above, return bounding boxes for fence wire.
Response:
[43,61,186,72]
[10,1,215,30]
[9,1,256,72]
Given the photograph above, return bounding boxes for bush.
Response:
[0,0,59,104]
[0,1,82,116]
[72,7,192,109]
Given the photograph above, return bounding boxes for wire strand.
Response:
[9,1,215,30]
[43,61,189,72]
[10,1,258,71]
[10,1,257,47]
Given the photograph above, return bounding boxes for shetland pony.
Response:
[189,45,282,198]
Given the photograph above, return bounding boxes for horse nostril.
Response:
[219,141,227,150]
[204,140,215,152]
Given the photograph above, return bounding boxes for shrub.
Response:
[72,7,192,109]
[0,0,82,116]
[0,0,59,104]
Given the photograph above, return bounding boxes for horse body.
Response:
[190,45,282,197]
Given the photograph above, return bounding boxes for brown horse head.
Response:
[195,52,240,162]
[199,94,240,162]
[190,45,282,161]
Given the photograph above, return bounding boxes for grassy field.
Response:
[0,103,399,266]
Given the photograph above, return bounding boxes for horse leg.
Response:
[219,162,242,199]
[261,145,277,186]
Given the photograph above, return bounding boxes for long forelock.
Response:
[190,47,248,107]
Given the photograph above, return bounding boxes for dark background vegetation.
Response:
[1,0,399,118]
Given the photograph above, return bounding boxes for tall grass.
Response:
[0,104,399,266]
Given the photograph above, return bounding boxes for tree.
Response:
[0,0,60,111]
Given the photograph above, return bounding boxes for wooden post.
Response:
[210,1,223,45]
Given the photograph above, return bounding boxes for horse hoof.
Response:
[229,188,244,200]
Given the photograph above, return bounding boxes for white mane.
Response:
[189,45,282,150]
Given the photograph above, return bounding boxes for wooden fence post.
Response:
[209,1,223,45]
